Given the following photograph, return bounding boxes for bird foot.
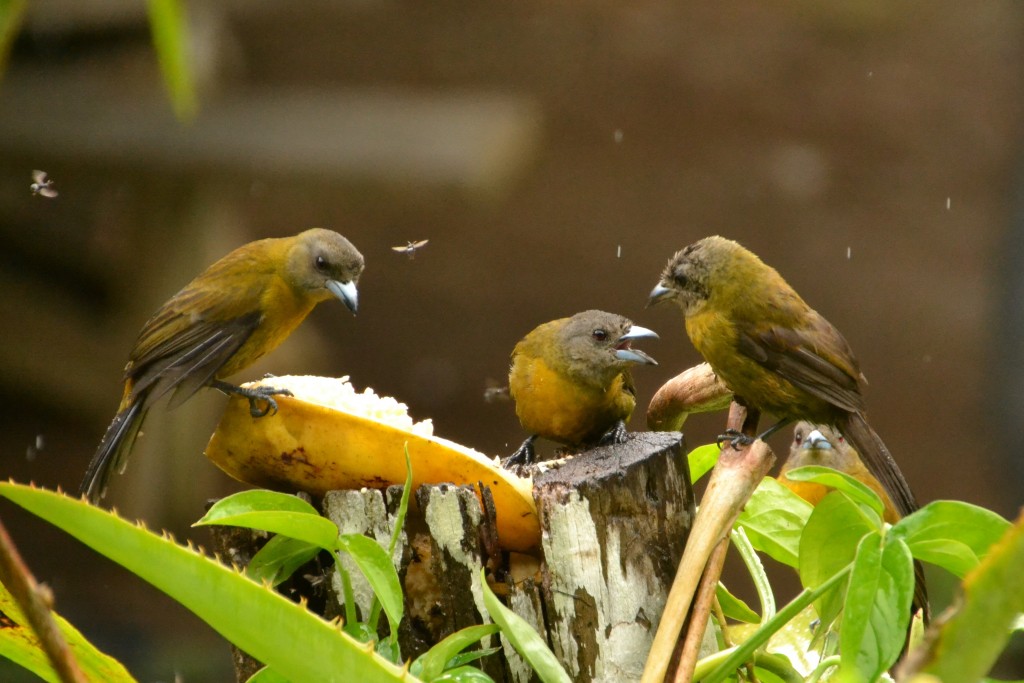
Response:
[214,380,293,418]
[597,420,629,447]
[503,436,538,470]
[716,428,753,450]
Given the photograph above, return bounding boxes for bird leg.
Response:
[212,380,293,418]
[597,419,629,446]
[503,435,538,469]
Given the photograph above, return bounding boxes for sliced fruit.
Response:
[205,375,539,552]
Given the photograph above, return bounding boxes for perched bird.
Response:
[649,236,928,621]
[648,235,918,519]
[505,310,658,467]
[780,422,898,524]
[81,228,364,503]
[780,421,929,621]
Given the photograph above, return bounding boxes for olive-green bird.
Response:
[82,228,364,503]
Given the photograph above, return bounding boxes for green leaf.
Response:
[480,568,570,683]
[716,583,760,624]
[0,0,27,78]
[0,575,136,682]
[798,491,875,630]
[412,624,500,680]
[736,477,813,568]
[246,535,322,587]
[245,667,291,683]
[195,490,340,550]
[919,513,1024,681]
[146,0,198,120]
[839,534,912,679]
[780,465,884,522]
[432,666,496,682]
[688,444,721,483]
[0,483,413,683]
[336,534,404,637]
[890,500,1011,577]
[444,646,502,670]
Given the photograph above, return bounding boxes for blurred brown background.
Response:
[1,1,1022,679]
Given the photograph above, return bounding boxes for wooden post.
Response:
[206,430,693,683]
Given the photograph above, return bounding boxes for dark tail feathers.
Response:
[81,396,148,504]
[839,411,930,623]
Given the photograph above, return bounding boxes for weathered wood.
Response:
[532,431,692,683]
[207,433,694,683]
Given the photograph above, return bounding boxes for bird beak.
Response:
[647,283,673,308]
[614,325,659,365]
[327,280,359,314]
[804,429,832,450]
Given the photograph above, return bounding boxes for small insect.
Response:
[391,239,429,259]
[30,170,58,198]
[483,385,511,403]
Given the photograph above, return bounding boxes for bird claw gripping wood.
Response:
[597,419,629,446]
[716,428,752,450]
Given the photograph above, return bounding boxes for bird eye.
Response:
[315,255,328,271]
[794,429,803,445]
[592,329,608,341]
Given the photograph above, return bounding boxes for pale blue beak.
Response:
[327,280,359,314]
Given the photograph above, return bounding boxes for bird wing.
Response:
[735,313,865,414]
[126,287,264,408]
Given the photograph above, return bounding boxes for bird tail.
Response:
[80,390,149,504]
[839,411,930,623]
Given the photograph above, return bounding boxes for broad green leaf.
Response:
[780,465,884,522]
[0,576,136,682]
[799,491,875,630]
[919,513,1024,681]
[688,444,721,483]
[195,490,340,550]
[0,483,412,683]
[890,501,1010,577]
[412,624,500,680]
[245,667,291,683]
[146,0,198,120]
[337,534,404,636]
[839,534,912,679]
[480,569,570,683]
[736,477,813,568]
[716,583,760,624]
[247,535,322,587]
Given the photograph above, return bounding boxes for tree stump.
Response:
[206,430,692,683]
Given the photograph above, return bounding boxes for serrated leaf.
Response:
[0,483,412,683]
[0,576,136,682]
[480,569,569,683]
[736,477,813,568]
[195,490,340,550]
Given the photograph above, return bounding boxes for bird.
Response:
[649,236,928,622]
[647,235,919,520]
[81,228,364,503]
[504,310,658,467]
[780,421,930,621]
[780,422,899,524]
